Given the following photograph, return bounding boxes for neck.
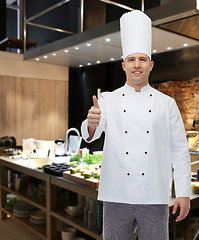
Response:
[126,81,148,92]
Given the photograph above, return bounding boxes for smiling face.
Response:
[122,53,154,91]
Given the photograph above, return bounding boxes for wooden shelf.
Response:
[0,37,38,51]
[1,185,46,212]
[0,159,49,182]
[51,209,102,240]
[0,157,103,240]
[51,175,98,200]
[2,208,46,240]
[1,155,199,240]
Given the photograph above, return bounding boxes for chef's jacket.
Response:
[81,84,191,204]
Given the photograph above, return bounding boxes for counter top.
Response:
[0,155,70,170]
[169,192,198,208]
[0,156,99,201]
[1,156,199,207]
[190,151,199,155]
[0,155,38,170]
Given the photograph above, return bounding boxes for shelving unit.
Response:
[0,157,51,239]
[2,208,46,239]
[50,175,102,240]
[1,185,46,211]
[0,156,102,240]
[1,156,199,240]
[51,210,101,240]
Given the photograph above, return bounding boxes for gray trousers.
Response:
[103,202,169,240]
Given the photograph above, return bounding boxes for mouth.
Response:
[132,71,142,75]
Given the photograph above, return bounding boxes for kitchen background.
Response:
[0,0,199,151]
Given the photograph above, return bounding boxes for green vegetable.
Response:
[82,153,102,165]
[70,154,81,163]
[69,161,79,167]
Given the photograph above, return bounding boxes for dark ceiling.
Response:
[159,14,199,41]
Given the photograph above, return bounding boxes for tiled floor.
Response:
[0,218,41,240]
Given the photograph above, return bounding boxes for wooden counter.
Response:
[0,156,101,240]
[0,156,198,240]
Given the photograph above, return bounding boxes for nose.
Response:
[135,59,140,68]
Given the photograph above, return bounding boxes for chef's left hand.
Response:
[172,197,190,222]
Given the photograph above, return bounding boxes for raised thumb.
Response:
[93,95,99,108]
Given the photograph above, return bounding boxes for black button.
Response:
[125,131,127,134]
[145,152,147,154]
[150,94,152,97]
[124,110,126,112]
[127,173,130,176]
[122,94,125,96]
[147,131,149,133]
[149,110,151,112]
[126,152,128,154]
[142,173,144,176]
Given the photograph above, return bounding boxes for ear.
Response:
[122,62,126,71]
[150,61,154,71]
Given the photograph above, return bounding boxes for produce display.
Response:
[68,153,102,180]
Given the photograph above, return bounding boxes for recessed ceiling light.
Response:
[110,58,114,61]
[86,43,91,47]
[87,63,91,66]
[75,46,79,50]
[183,43,188,47]
[152,50,157,53]
[35,58,40,61]
[96,61,101,64]
[167,47,172,50]
[52,53,56,56]
[64,49,68,53]
[106,38,111,42]
[79,65,83,67]
[44,56,48,59]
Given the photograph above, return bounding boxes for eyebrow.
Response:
[127,56,148,60]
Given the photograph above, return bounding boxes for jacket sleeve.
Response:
[81,93,107,143]
[169,98,191,198]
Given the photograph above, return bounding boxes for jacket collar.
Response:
[124,83,150,93]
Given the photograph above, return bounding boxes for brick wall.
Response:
[151,79,199,130]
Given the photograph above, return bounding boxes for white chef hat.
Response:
[120,10,152,60]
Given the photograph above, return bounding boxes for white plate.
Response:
[29,217,46,225]
[30,210,46,220]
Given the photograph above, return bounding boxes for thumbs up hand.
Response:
[87,95,101,130]
[93,95,100,109]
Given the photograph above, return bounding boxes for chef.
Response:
[81,10,191,240]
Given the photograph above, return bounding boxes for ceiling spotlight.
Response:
[44,56,48,59]
[79,65,83,67]
[86,43,91,47]
[35,58,40,61]
[52,53,56,56]
[87,63,91,66]
[183,43,188,47]
[152,50,157,53]
[64,49,68,53]
[75,46,79,50]
[106,38,111,42]
[110,58,114,61]
[167,47,172,50]
[96,61,101,64]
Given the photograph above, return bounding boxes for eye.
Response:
[140,58,146,61]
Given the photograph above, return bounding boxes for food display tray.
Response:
[62,171,99,189]
[43,163,70,176]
